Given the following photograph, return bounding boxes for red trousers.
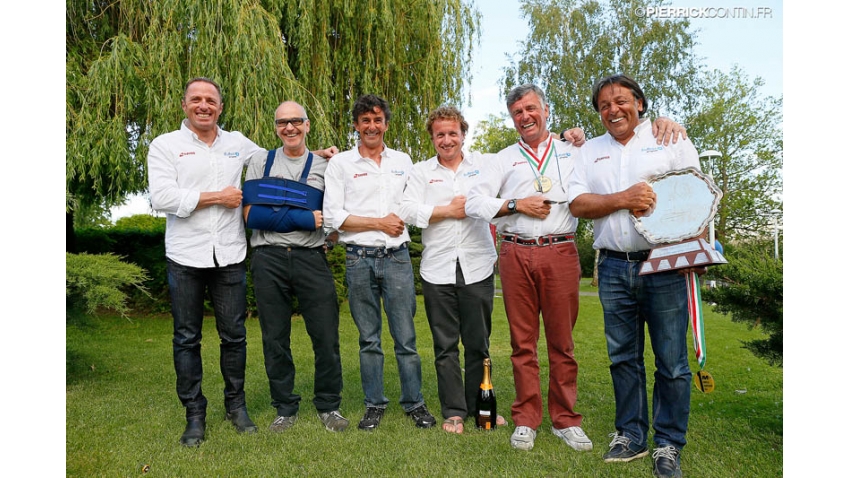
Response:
[499,240,582,429]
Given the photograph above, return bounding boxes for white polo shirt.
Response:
[568,118,700,252]
[323,142,412,248]
[400,151,497,285]
[465,137,580,237]
[148,120,262,268]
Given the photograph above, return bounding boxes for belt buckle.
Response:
[537,236,545,246]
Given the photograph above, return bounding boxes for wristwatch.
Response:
[507,199,518,214]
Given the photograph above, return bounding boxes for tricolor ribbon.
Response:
[686,271,706,369]
[517,136,555,177]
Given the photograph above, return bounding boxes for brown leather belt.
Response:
[502,234,575,246]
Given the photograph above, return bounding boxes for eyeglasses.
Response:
[274,117,307,127]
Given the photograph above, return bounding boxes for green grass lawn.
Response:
[67,280,782,477]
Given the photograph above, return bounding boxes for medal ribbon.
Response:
[517,136,555,179]
[686,271,707,369]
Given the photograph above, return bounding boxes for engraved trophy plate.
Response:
[632,168,727,275]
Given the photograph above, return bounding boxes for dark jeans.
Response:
[422,266,494,420]
[597,253,692,450]
[167,258,248,418]
[251,246,343,416]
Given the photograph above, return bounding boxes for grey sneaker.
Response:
[603,432,649,463]
[552,425,593,451]
[318,410,349,432]
[269,415,297,433]
[510,426,537,450]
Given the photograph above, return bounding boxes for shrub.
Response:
[66,252,150,320]
[703,240,783,366]
[74,219,427,315]
[77,216,169,313]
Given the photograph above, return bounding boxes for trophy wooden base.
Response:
[639,238,727,275]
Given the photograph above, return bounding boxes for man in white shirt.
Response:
[243,101,348,434]
[399,106,500,434]
[323,94,436,431]
[568,74,700,478]
[148,77,262,446]
[465,83,592,452]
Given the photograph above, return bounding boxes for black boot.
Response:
[226,408,258,434]
[179,416,206,447]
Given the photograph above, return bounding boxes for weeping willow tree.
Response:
[272,0,479,151]
[66,0,480,244]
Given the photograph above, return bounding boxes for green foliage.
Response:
[407,225,425,295]
[685,67,783,242]
[325,242,348,304]
[66,0,480,213]
[75,221,425,314]
[72,200,114,229]
[504,0,700,138]
[272,0,480,156]
[76,225,169,313]
[469,113,518,153]
[66,292,782,476]
[66,253,150,320]
[114,214,166,232]
[575,221,596,277]
[703,240,783,366]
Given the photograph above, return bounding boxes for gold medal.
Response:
[693,370,715,393]
[534,176,553,193]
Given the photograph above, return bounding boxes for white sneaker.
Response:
[510,426,537,450]
[552,426,593,451]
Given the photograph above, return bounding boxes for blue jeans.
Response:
[345,245,424,412]
[167,258,248,418]
[597,253,692,450]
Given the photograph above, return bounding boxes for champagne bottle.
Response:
[475,358,497,430]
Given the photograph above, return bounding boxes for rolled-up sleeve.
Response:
[465,155,504,222]
[400,165,434,228]
[322,156,350,231]
[147,138,200,218]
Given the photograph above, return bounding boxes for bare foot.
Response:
[496,415,507,426]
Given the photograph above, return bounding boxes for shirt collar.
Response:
[180,119,222,145]
[517,135,552,154]
[354,140,388,162]
[606,117,651,146]
[430,151,471,171]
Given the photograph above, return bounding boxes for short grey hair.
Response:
[506,83,547,110]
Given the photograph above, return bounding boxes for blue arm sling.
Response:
[243,150,323,232]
